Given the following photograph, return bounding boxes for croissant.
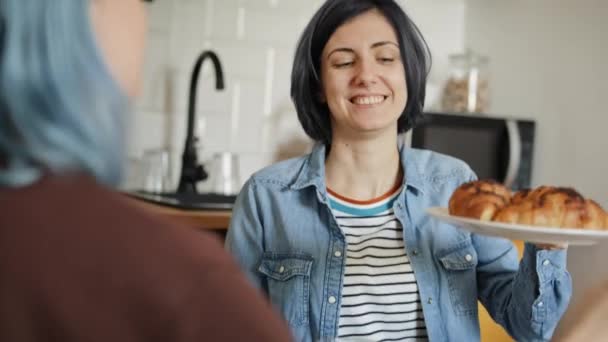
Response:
[448,181,608,230]
[493,187,608,230]
[448,180,511,221]
[583,200,608,230]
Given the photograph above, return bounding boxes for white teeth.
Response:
[353,96,385,105]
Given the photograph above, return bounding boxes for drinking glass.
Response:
[140,149,172,194]
[209,152,240,195]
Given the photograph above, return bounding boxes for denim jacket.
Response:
[226,144,572,342]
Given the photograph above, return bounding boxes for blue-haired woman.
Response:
[0,1,291,341]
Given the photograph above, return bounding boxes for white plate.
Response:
[427,207,608,246]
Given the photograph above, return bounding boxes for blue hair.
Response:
[0,0,130,187]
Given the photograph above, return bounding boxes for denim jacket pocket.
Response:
[258,252,313,326]
[437,240,478,316]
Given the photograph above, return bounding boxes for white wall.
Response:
[129,0,466,191]
[464,0,608,337]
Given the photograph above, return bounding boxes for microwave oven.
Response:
[409,113,536,190]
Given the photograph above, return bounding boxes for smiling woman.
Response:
[226,0,572,341]
[320,10,407,138]
[291,0,429,148]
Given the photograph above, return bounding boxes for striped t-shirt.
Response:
[328,185,428,342]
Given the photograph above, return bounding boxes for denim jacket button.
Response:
[334,251,342,258]
[328,296,337,304]
[279,266,285,273]
[427,297,433,304]
[465,254,473,262]
[412,250,419,256]
[543,259,550,266]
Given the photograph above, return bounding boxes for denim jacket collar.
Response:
[290,143,326,192]
[290,142,425,196]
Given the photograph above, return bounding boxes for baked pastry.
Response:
[448,180,511,221]
[583,200,608,230]
[493,186,608,229]
[448,181,608,230]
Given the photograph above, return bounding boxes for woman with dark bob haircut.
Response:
[227,0,571,341]
[291,0,429,146]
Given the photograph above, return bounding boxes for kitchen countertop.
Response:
[132,199,231,230]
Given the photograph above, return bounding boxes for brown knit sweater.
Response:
[0,174,292,342]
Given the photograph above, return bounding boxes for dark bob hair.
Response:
[290,0,431,146]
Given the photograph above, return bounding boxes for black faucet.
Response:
[177,50,224,193]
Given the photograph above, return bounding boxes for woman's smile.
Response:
[349,94,388,106]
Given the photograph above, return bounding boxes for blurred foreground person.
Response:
[0,0,291,341]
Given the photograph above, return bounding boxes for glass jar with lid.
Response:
[441,50,490,113]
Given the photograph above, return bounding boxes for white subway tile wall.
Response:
[131,0,465,191]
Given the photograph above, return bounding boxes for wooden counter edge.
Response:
[129,198,232,230]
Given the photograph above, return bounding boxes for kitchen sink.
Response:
[127,190,236,211]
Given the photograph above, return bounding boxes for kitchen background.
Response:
[131,0,607,337]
